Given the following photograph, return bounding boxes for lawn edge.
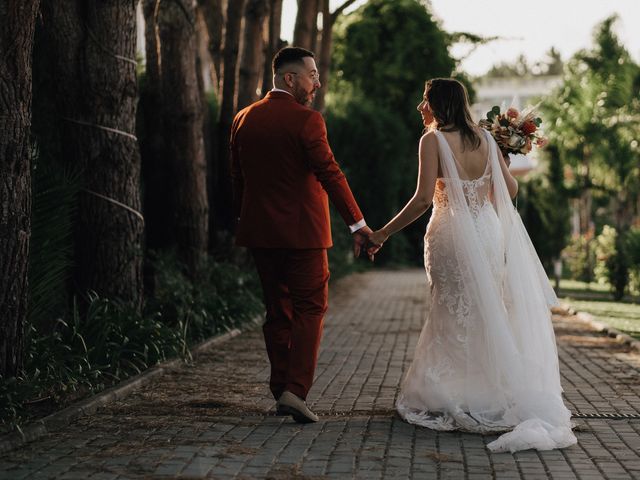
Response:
[559,302,640,353]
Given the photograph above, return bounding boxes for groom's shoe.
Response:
[277,391,319,423]
[275,397,288,416]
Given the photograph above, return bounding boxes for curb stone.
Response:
[560,302,640,352]
[0,320,260,454]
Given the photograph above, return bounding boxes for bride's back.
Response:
[439,128,489,180]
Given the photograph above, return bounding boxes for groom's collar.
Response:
[266,88,296,102]
[271,87,293,96]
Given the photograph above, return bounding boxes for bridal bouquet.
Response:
[479,106,548,155]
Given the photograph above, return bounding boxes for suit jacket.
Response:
[230,91,363,248]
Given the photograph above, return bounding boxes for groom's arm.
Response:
[300,110,364,229]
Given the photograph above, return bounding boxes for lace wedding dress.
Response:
[396,130,577,453]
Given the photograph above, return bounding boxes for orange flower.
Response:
[522,121,537,134]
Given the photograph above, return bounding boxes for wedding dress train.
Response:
[396,130,577,453]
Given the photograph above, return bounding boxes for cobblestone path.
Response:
[1,270,640,479]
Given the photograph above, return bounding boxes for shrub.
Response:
[562,233,596,282]
[594,225,630,300]
[624,227,640,296]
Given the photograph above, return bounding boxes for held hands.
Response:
[366,228,388,261]
[353,226,388,261]
[352,225,373,259]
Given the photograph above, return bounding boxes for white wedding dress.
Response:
[396,130,577,453]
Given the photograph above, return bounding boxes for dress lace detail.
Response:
[396,130,577,453]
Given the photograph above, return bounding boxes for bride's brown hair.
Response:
[425,78,481,151]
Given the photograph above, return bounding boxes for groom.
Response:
[230,47,371,423]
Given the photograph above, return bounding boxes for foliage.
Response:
[542,15,640,225]
[625,227,640,296]
[541,15,640,295]
[328,0,455,264]
[326,90,418,264]
[593,226,619,285]
[516,147,570,271]
[28,160,81,328]
[1,254,262,431]
[485,48,564,78]
[146,251,262,344]
[562,234,596,283]
[333,0,455,121]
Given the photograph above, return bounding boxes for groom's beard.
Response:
[294,85,316,107]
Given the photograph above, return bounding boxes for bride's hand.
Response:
[366,229,389,260]
[368,229,388,246]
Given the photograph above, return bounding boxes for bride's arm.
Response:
[498,149,518,199]
[369,132,439,245]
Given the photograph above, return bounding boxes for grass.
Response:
[555,278,640,340]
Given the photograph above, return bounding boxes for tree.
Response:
[140,0,174,259]
[216,0,246,234]
[517,146,570,272]
[237,0,269,110]
[158,0,209,276]
[542,16,640,298]
[261,0,284,95]
[198,0,225,91]
[313,0,358,111]
[293,0,319,50]
[35,1,145,310]
[333,0,455,120]
[328,0,456,263]
[484,48,564,78]
[0,0,40,377]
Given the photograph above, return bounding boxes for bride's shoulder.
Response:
[420,130,439,145]
[419,131,439,158]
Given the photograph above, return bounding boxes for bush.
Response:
[1,253,262,432]
[594,225,630,300]
[594,225,617,285]
[325,92,425,265]
[147,251,262,344]
[562,233,596,282]
[624,227,640,296]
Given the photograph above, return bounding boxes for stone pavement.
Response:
[1,269,640,479]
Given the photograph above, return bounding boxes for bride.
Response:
[368,78,577,453]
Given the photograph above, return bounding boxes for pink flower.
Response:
[506,108,519,119]
[536,137,549,148]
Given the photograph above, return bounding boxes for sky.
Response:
[281,0,640,76]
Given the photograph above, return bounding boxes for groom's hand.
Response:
[352,225,373,259]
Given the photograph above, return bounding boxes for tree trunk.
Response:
[158,0,209,277]
[216,0,245,234]
[314,0,332,111]
[197,0,225,93]
[237,0,269,110]
[140,0,174,257]
[293,0,318,50]
[309,0,319,52]
[0,0,39,378]
[36,0,144,310]
[314,0,357,111]
[261,0,283,95]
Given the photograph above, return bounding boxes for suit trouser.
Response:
[251,248,329,401]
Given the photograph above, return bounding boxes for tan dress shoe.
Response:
[277,391,319,423]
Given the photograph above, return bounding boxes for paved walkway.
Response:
[1,270,640,479]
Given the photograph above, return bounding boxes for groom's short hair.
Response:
[272,47,315,74]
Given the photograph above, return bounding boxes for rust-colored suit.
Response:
[230,91,363,400]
